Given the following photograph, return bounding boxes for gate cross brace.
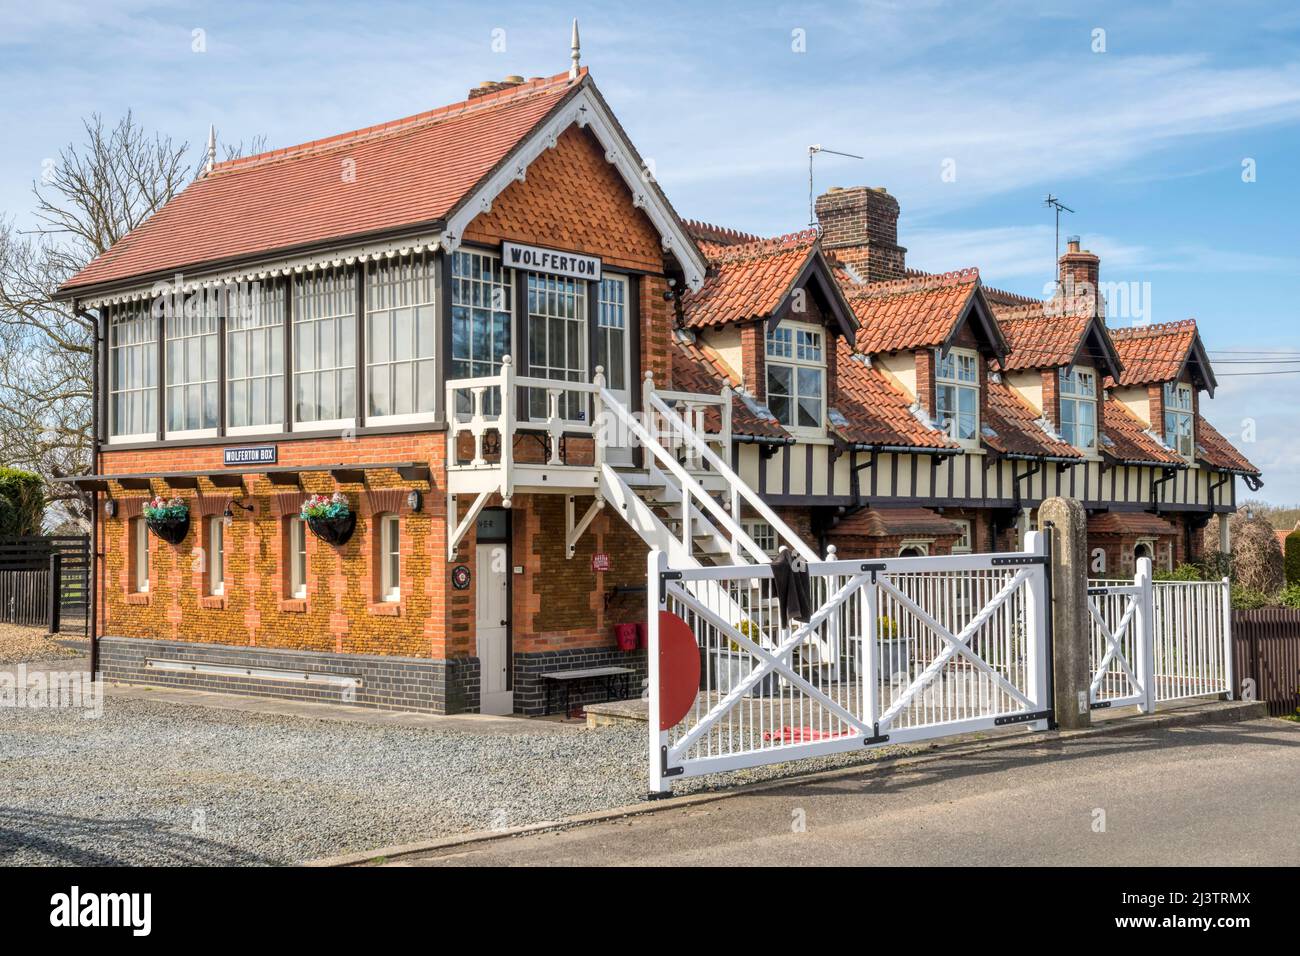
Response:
[566,495,604,559]
[875,569,1036,728]
[665,573,874,759]
[1087,595,1142,697]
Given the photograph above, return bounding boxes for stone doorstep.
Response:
[585,698,649,728]
[302,696,1269,867]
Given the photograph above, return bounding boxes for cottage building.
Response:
[57,61,1260,716]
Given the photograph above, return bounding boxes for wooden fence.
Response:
[1232,609,1300,717]
[0,535,90,633]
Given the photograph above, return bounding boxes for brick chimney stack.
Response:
[1058,236,1100,292]
[814,185,907,281]
[468,75,526,99]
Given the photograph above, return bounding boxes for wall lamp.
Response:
[223,499,255,527]
[103,499,117,518]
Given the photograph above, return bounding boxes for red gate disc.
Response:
[657,610,700,731]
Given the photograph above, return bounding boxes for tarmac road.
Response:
[401,717,1300,866]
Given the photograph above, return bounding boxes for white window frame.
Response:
[365,254,438,426]
[451,249,512,418]
[525,272,588,423]
[133,517,150,593]
[380,514,400,603]
[226,280,286,436]
[765,321,826,434]
[742,519,778,557]
[108,305,159,444]
[898,539,931,557]
[288,518,308,600]
[1059,366,1098,452]
[595,274,629,393]
[208,518,225,596]
[951,519,973,554]
[1164,382,1195,459]
[935,347,980,447]
[292,266,357,432]
[164,303,220,440]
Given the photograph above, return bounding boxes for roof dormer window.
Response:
[1059,366,1097,451]
[1164,382,1195,459]
[766,322,825,431]
[935,347,979,445]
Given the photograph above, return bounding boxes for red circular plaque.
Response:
[657,611,700,731]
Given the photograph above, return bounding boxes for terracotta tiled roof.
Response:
[993,287,1109,371]
[670,336,788,440]
[1196,417,1260,475]
[62,71,585,292]
[1108,320,1199,387]
[1087,512,1178,537]
[1100,399,1184,466]
[680,230,820,328]
[831,341,957,450]
[830,507,965,539]
[846,268,982,354]
[983,379,1082,459]
[682,219,763,248]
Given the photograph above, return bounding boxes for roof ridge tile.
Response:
[848,266,980,299]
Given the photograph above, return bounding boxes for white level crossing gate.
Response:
[647,533,1054,794]
[1087,559,1233,712]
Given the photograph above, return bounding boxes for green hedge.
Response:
[0,467,45,536]
[1285,529,1300,587]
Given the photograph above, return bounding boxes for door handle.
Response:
[500,619,507,626]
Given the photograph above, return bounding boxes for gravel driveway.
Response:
[0,686,916,866]
[0,624,80,664]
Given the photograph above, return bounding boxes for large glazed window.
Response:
[526,273,587,421]
[165,302,219,436]
[108,303,159,441]
[594,275,628,392]
[293,267,357,427]
[366,255,437,423]
[766,322,824,430]
[1164,382,1195,458]
[451,250,511,416]
[1059,366,1098,450]
[935,347,979,443]
[226,280,285,432]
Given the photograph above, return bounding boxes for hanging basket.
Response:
[307,512,356,547]
[145,513,190,545]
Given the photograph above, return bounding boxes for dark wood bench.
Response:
[540,666,634,717]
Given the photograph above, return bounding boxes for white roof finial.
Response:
[205,124,217,174]
[569,18,581,79]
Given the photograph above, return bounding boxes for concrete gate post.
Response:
[1037,497,1091,730]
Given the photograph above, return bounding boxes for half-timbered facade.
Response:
[57,61,1259,715]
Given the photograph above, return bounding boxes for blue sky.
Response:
[3,0,1298,502]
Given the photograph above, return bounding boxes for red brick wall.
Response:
[97,433,448,659]
[914,348,935,419]
[1041,368,1060,429]
[512,494,648,654]
[741,321,766,399]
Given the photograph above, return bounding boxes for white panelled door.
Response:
[476,543,512,715]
